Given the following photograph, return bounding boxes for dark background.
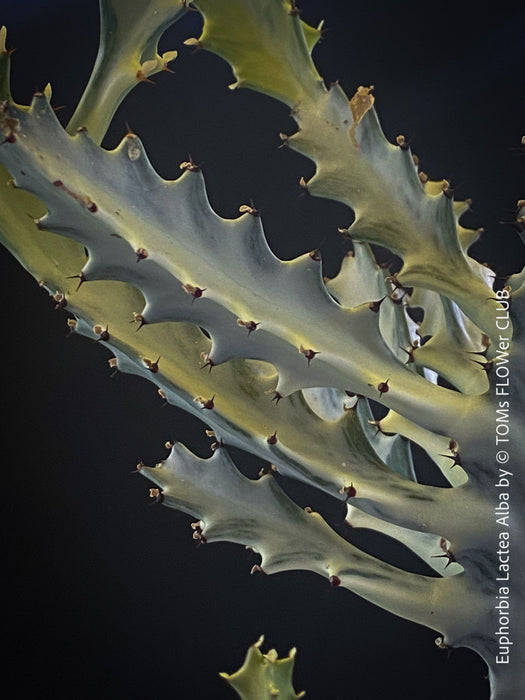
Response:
[2,1,524,698]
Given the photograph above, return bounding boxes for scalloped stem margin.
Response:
[0,96,493,450]
[66,0,188,143]
[140,444,493,652]
[190,0,505,343]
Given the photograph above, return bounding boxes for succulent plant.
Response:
[2,2,523,698]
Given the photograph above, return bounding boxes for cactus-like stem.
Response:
[220,637,305,700]
[0,96,493,446]
[189,0,505,341]
[66,0,186,143]
[139,443,504,663]
[1,3,524,697]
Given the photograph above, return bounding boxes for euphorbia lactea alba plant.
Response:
[1,2,523,698]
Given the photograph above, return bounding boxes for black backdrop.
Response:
[2,1,524,698]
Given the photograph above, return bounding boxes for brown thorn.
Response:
[288,0,302,16]
[195,395,215,410]
[130,313,147,330]
[239,198,261,217]
[342,483,357,500]
[1,132,16,145]
[143,356,160,373]
[368,419,383,436]
[131,461,144,474]
[368,297,386,313]
[266,431,278,445]
[270,391,283,405]
[148,488,164,505]
[470,358,494,374]
[180,154,200,172]
[200,355,216,373]
[439,452,463,468]
[399,344,416,364]
[94,324,110,342]
[431,550,456,568]
[299,345,319,366]
[67,272,87,291]
[377,379,389,397]
[237,319,259,335]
